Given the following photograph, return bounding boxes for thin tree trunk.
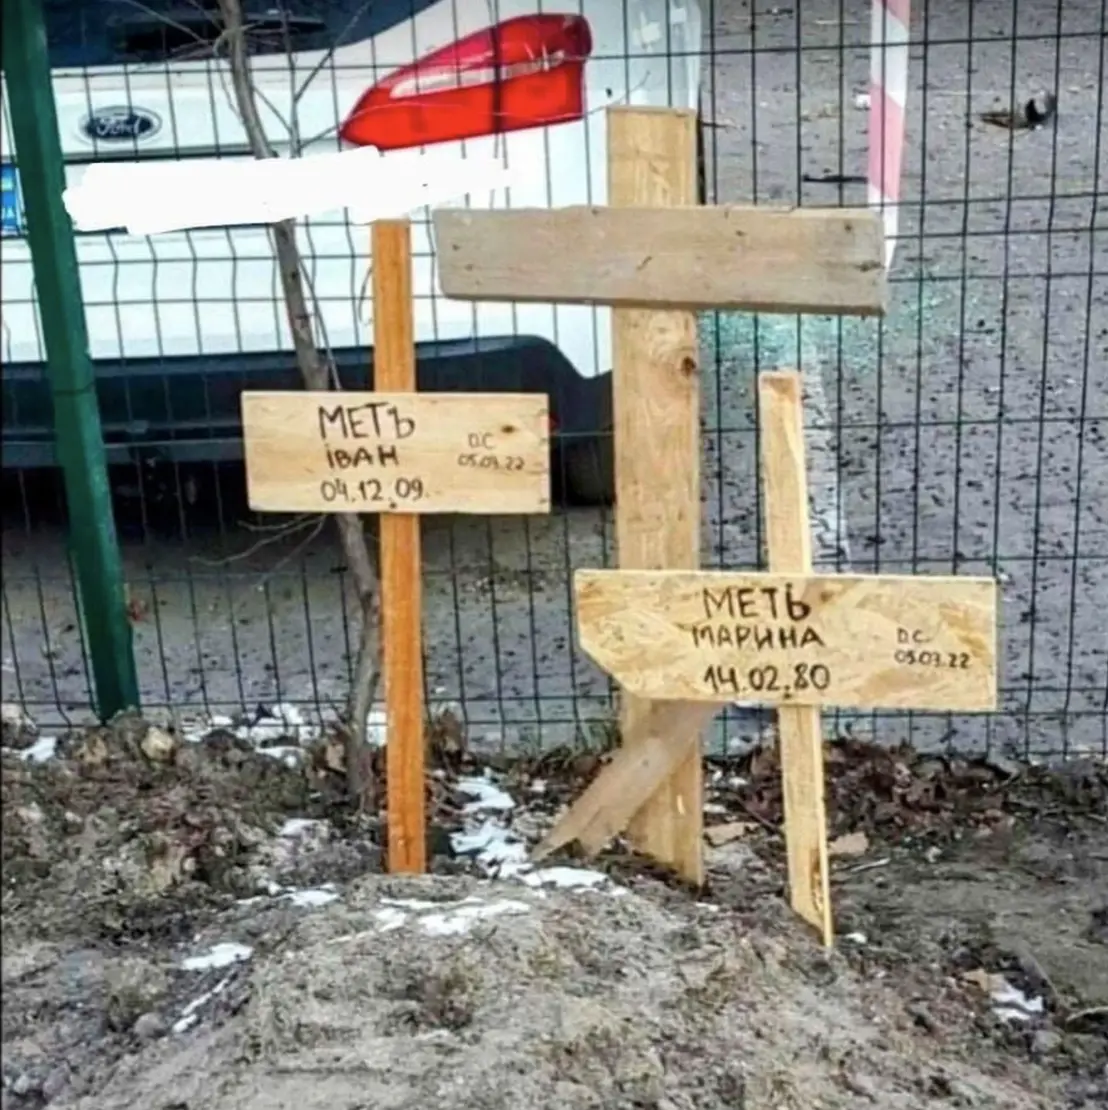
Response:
[217,0,379,808]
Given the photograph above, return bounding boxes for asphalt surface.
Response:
[3,0,1105,759]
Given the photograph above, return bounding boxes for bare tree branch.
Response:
[217,0,381,810]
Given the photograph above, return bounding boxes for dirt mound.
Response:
[43,874,1078,1110]
[2,717,1104,1109]
[1,713,377,946]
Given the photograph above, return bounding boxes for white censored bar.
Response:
[62,146,531,236]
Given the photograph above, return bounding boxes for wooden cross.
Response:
[241,219,551,874]
[433,106,999,944]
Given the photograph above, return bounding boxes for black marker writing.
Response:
[691,623,825,651]
[325,444,399,470]
[701,583,811,623]
[317,402,416,441]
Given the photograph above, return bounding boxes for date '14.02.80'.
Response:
[703,661,831,699]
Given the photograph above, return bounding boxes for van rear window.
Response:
[43,0,442,69]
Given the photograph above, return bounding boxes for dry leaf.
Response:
[140,726,177,764]
[705,820,757,847]
[829,830,870,857]
[962,968,1008,995]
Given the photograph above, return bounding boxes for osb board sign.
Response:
[575,569,998,711]
[242,392,550,515]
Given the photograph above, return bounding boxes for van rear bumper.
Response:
[1,336,611,469]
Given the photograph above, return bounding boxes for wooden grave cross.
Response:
[433,105,999,945]
[240,219,552,875]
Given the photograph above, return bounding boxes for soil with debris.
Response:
[2,713,1105,1109]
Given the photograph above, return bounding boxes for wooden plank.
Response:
[432,204,886,315]
[573,567,998,711]
[533,701,720,863]
[241,391,550,515]
[609,106,704,887]
[373,219,426,875]
[759,370,833,946]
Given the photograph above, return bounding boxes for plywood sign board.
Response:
[432,205,886,316]
[241,391,550,515]
[574,569,998,711]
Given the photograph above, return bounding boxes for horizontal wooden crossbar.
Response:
[432,205,886,315]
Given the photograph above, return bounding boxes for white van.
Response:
[0,0,704,503]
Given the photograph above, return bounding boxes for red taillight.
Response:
[339,14,592,151]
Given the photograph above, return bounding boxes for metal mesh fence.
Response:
[1,0,1105,762]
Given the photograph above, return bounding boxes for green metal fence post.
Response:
[3,0,139,718]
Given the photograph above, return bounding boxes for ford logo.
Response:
[80,106,161,144]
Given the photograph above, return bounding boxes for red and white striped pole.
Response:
[868,0,910,270]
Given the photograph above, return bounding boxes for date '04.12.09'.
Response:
[319,476,424,505]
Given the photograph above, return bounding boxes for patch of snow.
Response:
[371,895,531,937]
[448,783,627,897]
[181,702,340,750]
[991,981,1044,1024]
[373,907,409,933]
[722,733,759,757]
[173,974,233,1033]
[364,704,388,748]
[240,703,315,746]
[18,735,58,763]
[284,886,339,909]
[180,942,254,972]
[279,818,325,839]
[1,703,35,732]
[450,818,529,874]
[520,867,609,891]
[419,897,531,937]
[457,773,516,814]
[257,746,302,768]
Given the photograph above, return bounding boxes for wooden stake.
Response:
[372,219,426,874]
[533,701,718,862]
[609,106,705,886]
[759,371,833,946]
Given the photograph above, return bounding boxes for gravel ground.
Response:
[2,0,1105,757]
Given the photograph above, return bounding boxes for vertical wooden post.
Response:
[372,219,426,874]
[609,107,705,884]
[759,371,833,945]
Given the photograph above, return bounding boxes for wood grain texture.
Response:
[609,107,704,886]
[574,566,998,711]
[432,204,886,315]
[759,371,833,946]
[373,220,426,875]
[532,701,720,862]
[241,391,550,515]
